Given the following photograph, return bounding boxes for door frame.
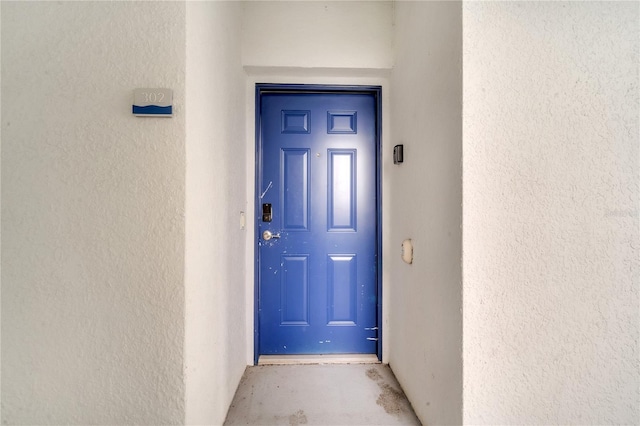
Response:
[254,84,383,364]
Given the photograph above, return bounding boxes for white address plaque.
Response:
[133,88,173,117]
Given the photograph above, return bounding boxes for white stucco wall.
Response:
[389,2,463,425]
[463,2,640,424]
[242,1,393,69]
[1,2,186,424]
[185,2,247,425]
[5,2,636,425]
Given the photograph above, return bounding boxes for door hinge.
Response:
[366,337,379,341]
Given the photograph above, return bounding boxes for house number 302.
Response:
[134,88,172,106]
[141,92,165,103]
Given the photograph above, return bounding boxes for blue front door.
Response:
[257,86,380,357]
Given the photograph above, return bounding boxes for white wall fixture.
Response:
[401,239,413,264]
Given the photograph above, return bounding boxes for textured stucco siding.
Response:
[242,1,393,69]
[1,2,187,424]
[390,2,463,425]
[185,2,247,425]
[463,2,639,424]
[2,1,638,425]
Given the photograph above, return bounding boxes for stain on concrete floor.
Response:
[366,366,383,381]
[366,366,411,416]
[288,409,308,425]
[377,382,408,415]
[224,364,421,425]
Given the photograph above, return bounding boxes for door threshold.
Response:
[258,354,380,365]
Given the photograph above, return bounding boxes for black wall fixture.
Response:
[393,144,404,164]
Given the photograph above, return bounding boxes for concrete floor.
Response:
[224,363,421,425]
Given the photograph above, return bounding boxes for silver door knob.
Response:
[262,230,281,241]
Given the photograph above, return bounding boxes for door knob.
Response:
[262,230,281,241]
